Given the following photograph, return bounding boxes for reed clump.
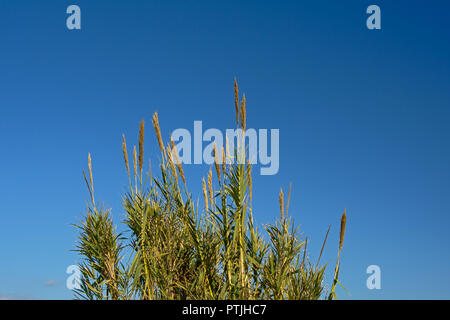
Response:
[73,80,347,300]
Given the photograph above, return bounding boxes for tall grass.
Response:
[73,80,347,300]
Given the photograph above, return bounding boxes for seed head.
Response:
[240,94,246,132]
[152,112,165,154]
[122,134,130,176]
[202,177,209,211]
[166,144,178,180]
[339,209,347,251]
[279,188,284,220]
[213,142,221,182]
[138,119,144,173]
[133,146,137,182]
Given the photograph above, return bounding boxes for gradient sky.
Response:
[0,0,449,299]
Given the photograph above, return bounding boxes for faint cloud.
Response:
[44,280,57,287]
[0,293,29,300]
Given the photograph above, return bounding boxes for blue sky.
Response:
[0,0,449,299]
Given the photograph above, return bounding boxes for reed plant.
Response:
[73,80,347,300]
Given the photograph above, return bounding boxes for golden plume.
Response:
[234,78,239,125]
[202,177,209,211]
[213,142,221,182]
[122,134,130,176]
[279,188,284,220]
[339,209,347,251]
[138,119,144,174]
[240,94,246,132]
[152,112,164,153]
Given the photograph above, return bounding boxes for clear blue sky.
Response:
[0,0,449,299]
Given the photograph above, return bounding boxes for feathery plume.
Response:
[329,209,348,300]
[202,177,209,211]
[152,112,164,153]
[240,94,246,131]
[138,119,144,174]
[339,209,347,251]
[122,134,130,176]
[279,188,284,220]
[166,145,178,180]
[213,142,221,182]
[133,146,137,183]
